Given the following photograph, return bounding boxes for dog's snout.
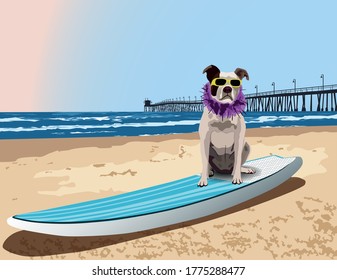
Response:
[223,86,232,94]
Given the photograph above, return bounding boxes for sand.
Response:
[1,126,336,260]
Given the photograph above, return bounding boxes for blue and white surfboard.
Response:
[7,155,302,237]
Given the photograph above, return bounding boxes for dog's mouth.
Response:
[219,94,233,101]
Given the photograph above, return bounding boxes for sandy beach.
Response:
[1,126,336,260]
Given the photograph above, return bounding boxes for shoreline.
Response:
[1,126,337,162]
[1,125,336,259]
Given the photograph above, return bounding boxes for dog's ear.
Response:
[234,68,249,80]
[203,65,220,82]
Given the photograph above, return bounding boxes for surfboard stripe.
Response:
[16,175,201,219]
[16,174,199,217]
[61,181,246,222]
[19,179,241,222]
[16,178,233,221]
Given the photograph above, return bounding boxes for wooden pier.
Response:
[144,98,203,112]
[144,84,337,112]
[245,84,337,112]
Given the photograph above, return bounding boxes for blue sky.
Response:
[39,0,337,111]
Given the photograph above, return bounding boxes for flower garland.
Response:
[202,82,246,119]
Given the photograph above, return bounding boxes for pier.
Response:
[144,84,337,112]
[245,84,337,112]
[144,98,203,112]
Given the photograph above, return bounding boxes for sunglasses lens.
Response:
[215,79,226,86]
[230,80,241,87]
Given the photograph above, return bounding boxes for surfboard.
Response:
[7,155,302,237]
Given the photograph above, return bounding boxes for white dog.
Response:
[198,65,255,187]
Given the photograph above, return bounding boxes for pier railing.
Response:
[144,98,203,112]
[245,84,337,97]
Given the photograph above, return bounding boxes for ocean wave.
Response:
[246,116,279,123]
[0,124,114,133]
[1,111,336,139]
[114,115,133,119]
[278,114,337,121]
[247,113,337,123]
[137,114,182,120]
[111,120,200,128]
[0,117,38,123]
[49,116,110,122]
[0,120,200,133]
[70,130,116,135]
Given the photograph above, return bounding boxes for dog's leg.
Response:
[232,142,244,184]
[231,117,246,184]
[209,165,214,177]
[198,130,211,187]
[241,142,255,174]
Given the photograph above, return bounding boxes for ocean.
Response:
[0,111,337,140]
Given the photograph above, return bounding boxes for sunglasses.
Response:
[211,78,241,88]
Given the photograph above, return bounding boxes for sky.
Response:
[1,0,336,112]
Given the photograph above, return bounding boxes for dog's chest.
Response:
[208,116,238,149]
[209,115,238,132]
[210,120,234,131]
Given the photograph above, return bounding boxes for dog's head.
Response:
[203,65,249,104]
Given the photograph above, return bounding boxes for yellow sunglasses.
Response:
[211,78,241,88]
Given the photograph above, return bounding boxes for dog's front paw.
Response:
[241,167,255,174]
[232,175,243,184]
[198,177,208,187]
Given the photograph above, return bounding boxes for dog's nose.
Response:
[223,86,232,94]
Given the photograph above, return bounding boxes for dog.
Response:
[198,65,255,187]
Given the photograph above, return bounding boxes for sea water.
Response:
[0,111,336,139]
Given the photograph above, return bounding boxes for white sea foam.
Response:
[113,115,132,120]
[0,120,200,133]
[111,120,200,128]
[247,115,279,123]
[247,113,337,124]
[278,114,337,121]
[0,117,38,122]
[70,130,115,135]
[49,116,110,122]
[81,116,110,121]
[0,124,114,133]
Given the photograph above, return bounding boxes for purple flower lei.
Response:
[202,82,246,119]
